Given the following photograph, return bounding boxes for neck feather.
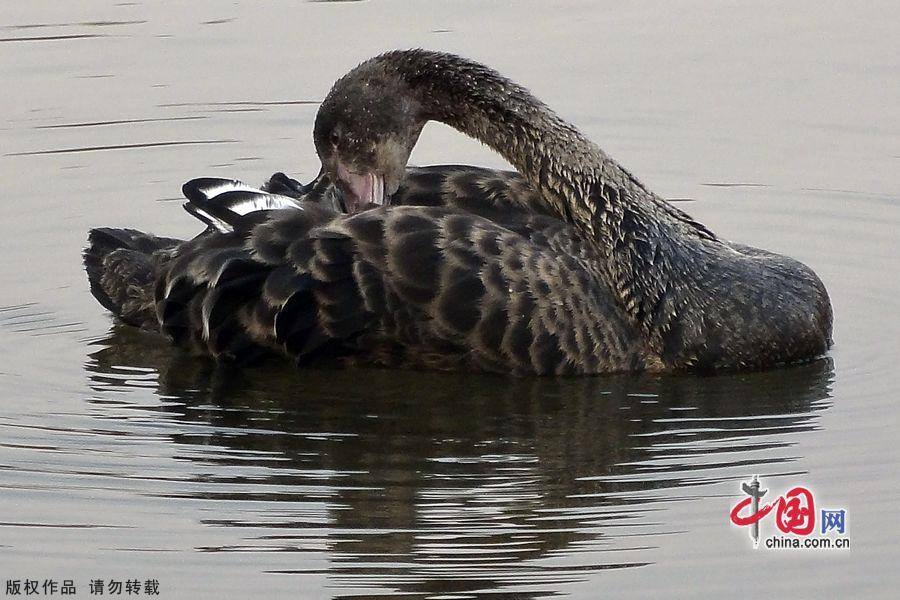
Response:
[368,50,719,335]
[374,50,664,240]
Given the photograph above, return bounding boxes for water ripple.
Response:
[0,34,103,43]
[0,329,828,595]
[6,140,237,156]
[34,116,208,129]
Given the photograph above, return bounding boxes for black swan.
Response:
[84,49,832,375]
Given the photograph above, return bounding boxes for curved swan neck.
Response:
[371,49,657,238]
[355,50,725,339]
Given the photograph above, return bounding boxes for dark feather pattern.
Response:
[85,50,832,374]
[84,228,180,329]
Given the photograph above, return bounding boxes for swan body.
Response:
[85,50,832,375]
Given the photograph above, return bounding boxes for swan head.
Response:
[314,60,425,214]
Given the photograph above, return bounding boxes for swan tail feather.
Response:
[84,228,182,330]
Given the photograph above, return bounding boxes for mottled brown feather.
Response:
[86,51,832,375]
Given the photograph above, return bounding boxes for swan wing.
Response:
[265,206,639,373]
[153,202,641,373]
[154,204,364,363]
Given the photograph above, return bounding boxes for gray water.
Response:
[1,1,898,598]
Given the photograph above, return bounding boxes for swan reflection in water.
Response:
[86,325,833,597]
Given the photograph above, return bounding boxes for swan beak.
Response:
[336,163,387,214]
